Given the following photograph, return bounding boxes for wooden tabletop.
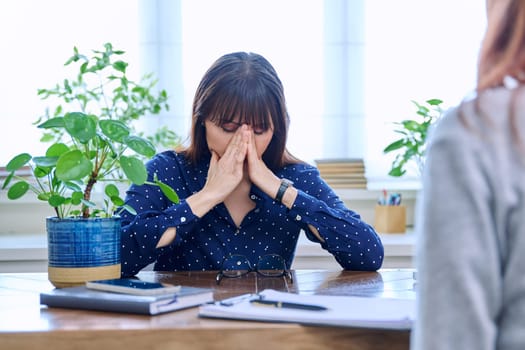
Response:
[0,269,416,350]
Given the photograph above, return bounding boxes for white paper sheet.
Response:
[199,289,415,330]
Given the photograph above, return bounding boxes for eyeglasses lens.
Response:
[257,254,285,277]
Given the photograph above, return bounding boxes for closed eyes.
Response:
[220,122,267,135]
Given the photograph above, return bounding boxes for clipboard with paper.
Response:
[199,289,415,330]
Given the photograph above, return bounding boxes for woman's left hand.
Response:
[245,127,282,198]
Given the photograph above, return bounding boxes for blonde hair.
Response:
[477,0,525,90]
[461,0,525,148]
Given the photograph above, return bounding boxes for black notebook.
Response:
[40,285,214,315]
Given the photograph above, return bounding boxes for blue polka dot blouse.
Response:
[120,151,384,276]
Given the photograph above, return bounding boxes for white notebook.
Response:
[199,289,415,330]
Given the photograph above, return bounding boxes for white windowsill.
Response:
[296,231,414,257]
[0,186,418,271]
[0,230,415,271]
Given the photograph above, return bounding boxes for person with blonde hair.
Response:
[412,0,525,348]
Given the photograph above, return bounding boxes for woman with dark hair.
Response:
[412,1,525,349]
[120,52,383,277]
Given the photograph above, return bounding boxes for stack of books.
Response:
[40,282,214,315]
[314,158,367,189]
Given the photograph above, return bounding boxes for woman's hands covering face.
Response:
[245,125,274,189]
[203,124,250,201]
[203,124,275,202]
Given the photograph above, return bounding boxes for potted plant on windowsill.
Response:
[1,43,179,288]
[383,98,443,177]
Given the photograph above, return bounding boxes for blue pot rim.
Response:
[46,216,121,223]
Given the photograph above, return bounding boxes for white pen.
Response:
[219,293,256,306]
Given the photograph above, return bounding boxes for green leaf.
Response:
[383,139,405,153]
[110,195,125,207]
[37,192,51,201]
[80,61,88,73]
[90,209,104,218]
[55,150,93,181]
[121,204,137,215]
[34,166,51,178]
[81,199,97,208]
[48,195,66,207]
[105,184,119,198]
[99,119,130,142]
[104,138,118,158]
[156,180,179,204]
[40,134,56,143]
[33,156,58,167]
[426,99,443,106]
[112,60,128,73]
[7,181,30,199]
[6,153,31,172]
[46,143,69,157]
[1,172,14,189]
[87,149,98,160]
[124,136,156,157]
[64,181,82,192]
[37,117,65,129]
[120,156,147,185]
[71,191,83,205]
[401,120,422,132]
[388,167,405,177]
[70,210,82,216]
[403,148,419,159]
[64,79,72,94]
[64,112,97,144]
[104,42,113,52]
[416,109,429,117]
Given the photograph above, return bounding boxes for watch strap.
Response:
[275,179,292,203]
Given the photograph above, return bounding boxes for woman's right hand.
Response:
[186,125,249,217]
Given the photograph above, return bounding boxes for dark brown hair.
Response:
[183,52,300,170]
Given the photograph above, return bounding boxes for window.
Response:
[0,0,139,166]
[364,0,486,182]
[0,0,486,186]
[179,0,325,163]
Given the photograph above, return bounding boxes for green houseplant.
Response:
[2,43,179,287]
[383,99,443,177]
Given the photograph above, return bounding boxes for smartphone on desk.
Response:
[86,278,181,296]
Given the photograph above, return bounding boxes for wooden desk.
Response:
[0,269,416,350]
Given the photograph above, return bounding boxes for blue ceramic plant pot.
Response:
[46,217,121,288]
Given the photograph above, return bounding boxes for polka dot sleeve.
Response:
[280,165,384,271]
[120,197,200,277]
[119,152,201,277]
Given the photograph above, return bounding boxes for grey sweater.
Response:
[411,87,525,350]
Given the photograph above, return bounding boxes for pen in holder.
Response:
[374,191,406,233]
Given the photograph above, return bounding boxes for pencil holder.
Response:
[373,205,406,233]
